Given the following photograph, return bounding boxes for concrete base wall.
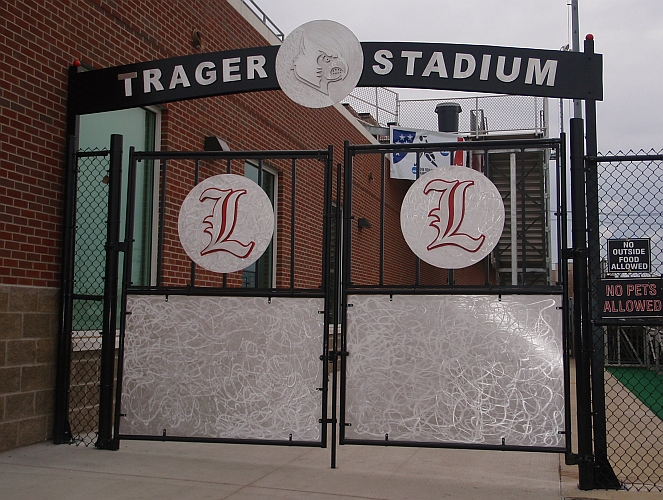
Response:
[0,285,59,452]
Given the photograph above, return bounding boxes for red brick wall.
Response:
[0,0,383,289]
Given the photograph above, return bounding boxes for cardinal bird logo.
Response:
[199,187,255,258]
[292,34,349,96]
[424,178,486,253]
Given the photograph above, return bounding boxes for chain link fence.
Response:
[399,94,547,136]
[344,87,398,127]
[68,149,111,446]
[593,149,663,491]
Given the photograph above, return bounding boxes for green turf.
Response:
[607,366,663,421]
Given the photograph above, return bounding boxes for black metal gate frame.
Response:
[339,138,572,456]
[102,147,337,450]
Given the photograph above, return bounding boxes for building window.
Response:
[242,161,276,288]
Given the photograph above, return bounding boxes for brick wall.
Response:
[0,285,58,452]
[0,0,491,452]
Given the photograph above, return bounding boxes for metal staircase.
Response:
[486,149,550,286]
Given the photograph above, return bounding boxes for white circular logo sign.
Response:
[400,166,505,269]
[276,20,363,108]
[178,174,274,274]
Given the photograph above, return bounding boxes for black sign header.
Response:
[68,41,603,116]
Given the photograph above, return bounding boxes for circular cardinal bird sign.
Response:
[400,166,505,269]
[275,20,363,108]
[178,174,274,274]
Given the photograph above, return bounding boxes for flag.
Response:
[389,126,464,180]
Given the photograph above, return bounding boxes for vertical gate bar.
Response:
[584,37,621,488]
[520,148,527,285]
[415,152,420,287]
[570,118,594,489]
[255,159,263,287]
[290,158,296,292]
[112,146,139,450]
[379,153,385,286]
[320,147,333,462]
[223,159,231,288]
[339,141,352,444]
[331,161,342,454]
[558,136,574,460]
[54,134,79,444]
[156,159,168,287]
[510,153,518,285]
[190,159,199,287]
[483,149,490,285]
[486,149,490,285]
[97,134,123,450]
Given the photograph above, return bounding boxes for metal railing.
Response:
[398,94,548,137]
[241,0,284,41]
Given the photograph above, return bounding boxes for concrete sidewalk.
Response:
[0,440,660,499]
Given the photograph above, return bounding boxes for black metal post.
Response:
[53,133,78,444]
[339,141,353,445]
[290,158,296,292]
[583,36,621,490]
[112,146,138,450]
[570,117,594,489]
[96,134,123,450]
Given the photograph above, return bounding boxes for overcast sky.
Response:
[262,0,663,154]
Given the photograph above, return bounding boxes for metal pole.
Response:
[510,153,518,285]
[571,0,583,119]
[97,134,123,450]
[570,117,594,490]
[583,36,621,490]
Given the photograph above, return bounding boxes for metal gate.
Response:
[586,148,663,492]
[54,135,124,447]
[110,147,336,449]
[339,138,571,455]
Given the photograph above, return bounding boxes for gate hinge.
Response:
[563,248,587,259]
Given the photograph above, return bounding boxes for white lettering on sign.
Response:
[453,53,475,79]
[401,51,423,76]
[370,49,558,87]
[496,56,521,82]
[119,55,270,97]
[195,62,217,85]
[372,50,393,75]
[422,52,447,78]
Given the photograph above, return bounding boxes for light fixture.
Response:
[204,136,230,151]
[357,217,371,229]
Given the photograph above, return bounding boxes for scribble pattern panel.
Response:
[345,294,565,447]
[120,295,324,441]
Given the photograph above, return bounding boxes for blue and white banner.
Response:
[390,126,464,180]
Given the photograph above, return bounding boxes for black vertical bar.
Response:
[290,158,296,291]
[583,37,621,490]
[156,159,167,287]
[254,159,263,286]
[223,158,231,288]
[190,159,199,287]
[520,149,527,285]
[320,147,333,463]
[570,117,594,490]
[339,141,352,444]
[558,136,574,461]
[415,152,420,286]
[54,134,78,444]
[331,161,342,459]
[112,146,138,450]
[97,134,123,450]
[484,150,491,284]
[379,153,385,286]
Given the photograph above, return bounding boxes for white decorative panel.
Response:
[345,294,565,447]
[120,295,324,441]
